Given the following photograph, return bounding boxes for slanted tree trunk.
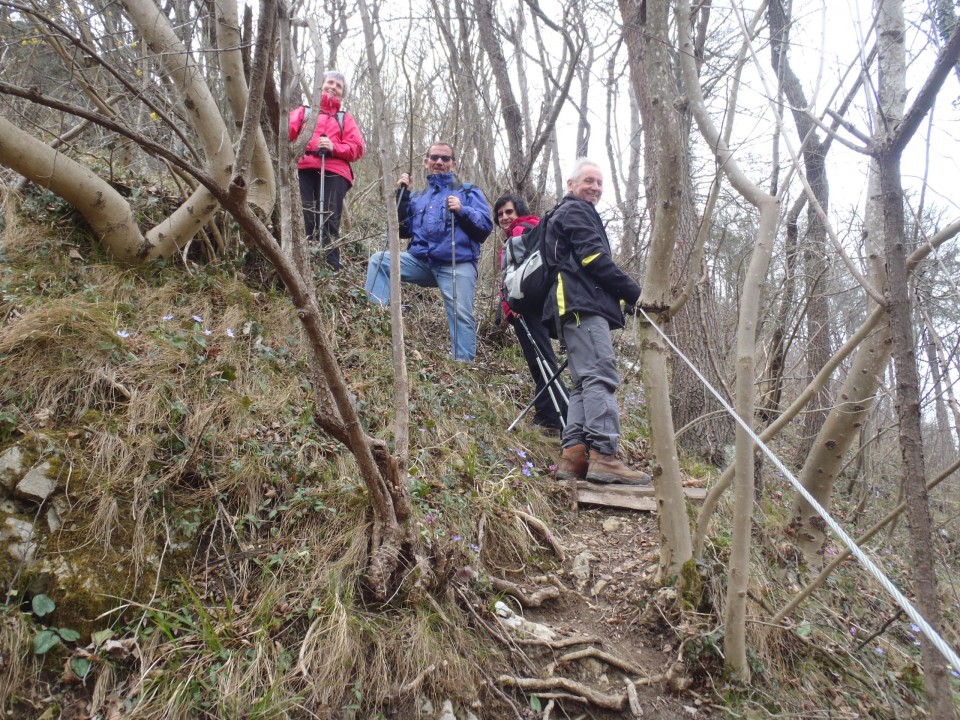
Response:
[215,0,275,215]
[474,0,527,194]
[0,114,145,263]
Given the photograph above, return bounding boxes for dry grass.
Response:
[0,215,578,717]
[0,609,39,707]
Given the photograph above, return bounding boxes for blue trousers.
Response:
[365,251,478,361]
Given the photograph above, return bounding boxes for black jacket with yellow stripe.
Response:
[545,194,642,330]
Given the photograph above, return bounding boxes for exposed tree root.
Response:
[385,662,437,701]
[515,509,565,561]
[497,675,625,711]
[512,635,603,648]
[558,647,643,675]
[488,576,560,607]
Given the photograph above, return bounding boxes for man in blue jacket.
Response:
[551,159,651,486]
[365,142,493,361]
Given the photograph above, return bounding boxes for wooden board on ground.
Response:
[575,482,707,512]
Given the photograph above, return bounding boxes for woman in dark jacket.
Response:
[495,193,568,434]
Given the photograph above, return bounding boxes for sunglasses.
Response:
[427,154,454,162]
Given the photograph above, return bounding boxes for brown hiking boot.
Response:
[586,452,652,486]
[556,443,588,482]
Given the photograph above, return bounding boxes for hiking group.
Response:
[290,73,649,487]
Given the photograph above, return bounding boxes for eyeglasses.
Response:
[427,154,454,162]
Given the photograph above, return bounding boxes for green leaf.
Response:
[33,630,61,654]
[71,657,92,678]
[529,695,542,712]
[796,622,813,638]
[31,594,56,617]
[58,628,81,642]
[91,629,114,645]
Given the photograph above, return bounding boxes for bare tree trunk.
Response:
[768,0,833,460]
[677,0,780,680]
[875,1,959,709]
[357,0,411,486]
[618,0,693,582]
[215,0,275,215]
[790,166,890,564]
[474,0,527,193]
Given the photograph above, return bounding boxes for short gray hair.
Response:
[568,157,601,182]
[325,70,347,97]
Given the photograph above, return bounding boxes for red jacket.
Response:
[289,94,365,185]
[499,214,541,320]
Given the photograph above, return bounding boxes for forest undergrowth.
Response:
[0,190,958,718]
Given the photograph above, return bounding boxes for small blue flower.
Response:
[192,315,203,323]
[522,466,532,477]
[874,647,885,655]
[950,668,959,678]
[516,449,527,459]
[452,535,461,542]
[226,328,235,338]
[162,314,174,321]
[116,330,130,338]
[203,329,213,336]
[470,544,479,553]
[910,623,920,633]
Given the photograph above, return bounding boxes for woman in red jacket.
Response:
[289,71,365,271]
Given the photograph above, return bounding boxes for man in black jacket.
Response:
[551,159,651,486]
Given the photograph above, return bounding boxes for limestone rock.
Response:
[571,551,595,592]
[2,516,37,564]
[494,601,556,641]
[602,517,623,533]
[0,445,26,490]
[15,462,56,503]
[437,699,457,720]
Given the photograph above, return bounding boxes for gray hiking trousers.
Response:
[560,313,621,456]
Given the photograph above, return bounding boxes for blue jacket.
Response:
[396,173,493,265]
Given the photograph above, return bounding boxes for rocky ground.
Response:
[482,495,718,720]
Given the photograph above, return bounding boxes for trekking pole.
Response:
[507,359,569,432]
[317,140,327,241]
[449,204,459,359]
[515,315,567,419]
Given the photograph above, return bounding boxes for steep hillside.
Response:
[1,194,956,718]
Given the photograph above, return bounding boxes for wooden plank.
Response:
[575,482,707,511]
[576,484,657,511]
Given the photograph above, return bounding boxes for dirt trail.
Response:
[507,504,716,719]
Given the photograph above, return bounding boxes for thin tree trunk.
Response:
[677,0,779,680]
[618,0,693,582]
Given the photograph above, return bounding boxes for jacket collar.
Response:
[508,215,540,233]
[320,93,342,114]
[426,172,456,189]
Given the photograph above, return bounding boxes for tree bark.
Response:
[618,0,693,582]
[677,0,780,680]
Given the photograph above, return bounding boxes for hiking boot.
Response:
[556,443,588,482]
[586,452,652,486]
